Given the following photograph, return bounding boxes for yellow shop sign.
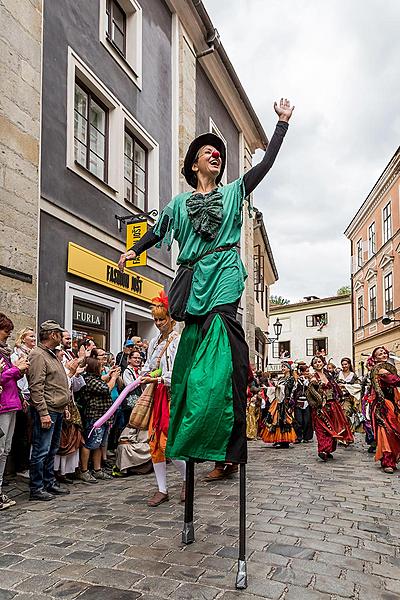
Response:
[67,242,163,303]
[126,221,147,267]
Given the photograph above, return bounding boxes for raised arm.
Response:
[118,214,170,271]
[243,99,294,196]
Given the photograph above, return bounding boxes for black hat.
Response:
[182,132,226,188]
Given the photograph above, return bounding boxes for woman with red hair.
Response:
[367,346,400,474]
[139,292,185,506]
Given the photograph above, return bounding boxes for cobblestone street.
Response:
[1,438,400,600]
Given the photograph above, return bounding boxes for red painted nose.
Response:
[211,150,220,159]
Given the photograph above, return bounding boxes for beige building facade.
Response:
[268,295,353,370]
[345,147,400,371]
[0,0,42,332]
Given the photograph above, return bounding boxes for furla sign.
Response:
[73,304,105,328]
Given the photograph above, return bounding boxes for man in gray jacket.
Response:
[28,320,71,501]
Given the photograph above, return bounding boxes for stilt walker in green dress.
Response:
[118,99,294,588]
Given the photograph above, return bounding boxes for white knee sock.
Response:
[172,459,186,481]
[153,461,167,494]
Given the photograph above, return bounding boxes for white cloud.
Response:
[204,0,400,301]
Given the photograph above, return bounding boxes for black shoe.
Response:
[318,452,328,462]
[46,484,70,495]
[367,445,376,454]
[326,453,334,459]
[29,490,55,501]
[55,474,74,484]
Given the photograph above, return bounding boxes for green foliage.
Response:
[270,295,290,305]
[336,285,351,296]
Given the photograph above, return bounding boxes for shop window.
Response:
[72,301,110,352]
[74,81,108,182]
[125,319,138,342]
[306,338,328,357]
[124,130,147,211]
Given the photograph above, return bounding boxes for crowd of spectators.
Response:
[0,312,149,510]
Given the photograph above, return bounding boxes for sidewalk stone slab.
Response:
[14,574,59,593]
[82,567,143,589]
[313,574,355,597]
[270,566,313,587]
[117,557,169,576]
[9,558,62,574]
[0,570,30,589]
[266,544,315,560]
[0,591,16,600]
[0,555,24,568]
[133,575,180,595]
[52,564,92,579]
[76,586,141,599]
[45,580,89,598]
[284,586,331,600]
[169,582,220,599]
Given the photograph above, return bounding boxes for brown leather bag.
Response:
[129,382,157,429]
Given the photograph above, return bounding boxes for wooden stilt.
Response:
[182,459,195,544]
[235,463,247,589]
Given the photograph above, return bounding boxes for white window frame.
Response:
[306,338,328,357]
[67,48,159,212]
[65,281,122,356]
[99,0,142,89]
[382,200,392,245]
[209,117,227,186]
[123,108,159,214]
[368,222,376,258]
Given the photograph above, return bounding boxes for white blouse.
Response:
[141,330,180,387]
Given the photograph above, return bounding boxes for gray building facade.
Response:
[40,0,175,353]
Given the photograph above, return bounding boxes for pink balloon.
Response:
[88,377,142,437]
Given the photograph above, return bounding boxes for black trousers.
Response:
[294,406,313,441]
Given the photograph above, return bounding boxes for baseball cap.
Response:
[40,320,63,332]
[124,340,135,347]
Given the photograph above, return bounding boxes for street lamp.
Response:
[382,315,400,326]
[265,318,282,344]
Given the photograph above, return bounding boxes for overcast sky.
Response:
[204,0,400,302]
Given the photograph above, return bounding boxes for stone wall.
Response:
[0,0,42,333]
